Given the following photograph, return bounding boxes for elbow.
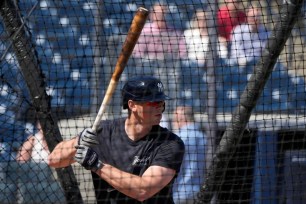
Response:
[120,188,151,202]
[46,152,75,168]
[135,194,148,202]
[134,189,155,202]
[46,153,62,168]
[46,154,55,167]
[137,198,147,202]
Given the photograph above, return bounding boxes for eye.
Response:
[145,101,164,107]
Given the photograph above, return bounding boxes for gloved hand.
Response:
[78,128,99,147]
[75,145,104,172]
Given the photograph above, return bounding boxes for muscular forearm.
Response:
[47,137,78,168]
[95,165,174,202]
[96,165,155,201]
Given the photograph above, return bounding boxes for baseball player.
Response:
[47,76,185,203]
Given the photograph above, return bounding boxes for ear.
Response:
[128,100,137,111]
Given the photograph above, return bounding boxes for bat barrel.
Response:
[112,7,149,82]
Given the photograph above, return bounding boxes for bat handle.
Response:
[91,79,117,132]
[92,103,106,132]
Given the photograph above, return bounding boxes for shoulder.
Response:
[177,124,205,139]
[26,135,36,143]
[232,24,248,35]
[183,29,192,36]
[218,6,230,16]
[259,26,270,36]
[155,126,185,148]
[184,28,200,37]
[151,126,185,172]
[237,10,247,19]
[153,126,184,145]
[20,135,35,148]
[143,22,159,33]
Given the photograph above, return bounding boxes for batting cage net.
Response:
[0,0,306,203]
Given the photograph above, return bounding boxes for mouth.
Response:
[155,113,162,117]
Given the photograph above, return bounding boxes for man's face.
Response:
[247,7,261,27]
[195,11,207,30]
[151,5,167,23]
[132,100,165,125]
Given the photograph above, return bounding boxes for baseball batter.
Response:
[47,76,185,203]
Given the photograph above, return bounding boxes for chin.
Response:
[154,119,162,126]
[154,120,161,125]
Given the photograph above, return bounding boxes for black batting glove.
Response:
[75,145,104,172]
[78,128,99,147]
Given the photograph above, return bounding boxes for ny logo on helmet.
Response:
[157,82,163,93]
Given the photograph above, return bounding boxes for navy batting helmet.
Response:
[121,76,170,109]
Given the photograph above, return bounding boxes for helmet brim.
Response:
[133,93,171,102]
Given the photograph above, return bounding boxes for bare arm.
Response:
[95,164,176,202]
[16,136,35,162]
[47,137,78,168]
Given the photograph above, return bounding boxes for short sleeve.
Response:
[151,137,185,172]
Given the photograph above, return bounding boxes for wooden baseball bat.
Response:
[92,7,149,131]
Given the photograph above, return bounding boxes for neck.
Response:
[249,23,259,33]
[125,118,153,141]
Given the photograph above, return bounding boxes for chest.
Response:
[96,134,160,176]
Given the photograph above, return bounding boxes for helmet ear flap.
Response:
[123,102,129,109]
[122,90,129,109]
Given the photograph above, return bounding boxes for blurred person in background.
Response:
[16,121,50,163]
[217,0,247,55]
[133,1,187,60]
[15,119,65,203]
[182,9,227,110]
[172,101,206,204]
[229,3,270,67]
[184,9,228,67]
